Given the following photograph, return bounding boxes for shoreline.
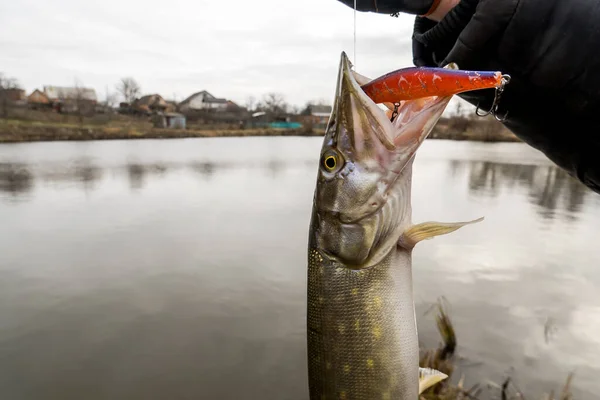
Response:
[0,119,521,144]
[420,299,574,400]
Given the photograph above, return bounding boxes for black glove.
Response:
[336,0,436,16]
[411,16,437,67]
[408,0,600,194]
[339,0,600,194]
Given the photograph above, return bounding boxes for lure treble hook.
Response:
[390,102,401,122]
[475,74,511,122]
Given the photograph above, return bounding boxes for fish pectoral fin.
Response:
[400,217,484,249]
[418,367,448,394]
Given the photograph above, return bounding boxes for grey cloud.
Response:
[0,0,416,107]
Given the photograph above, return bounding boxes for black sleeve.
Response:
[413,0,600,194]
[336,0,436,16]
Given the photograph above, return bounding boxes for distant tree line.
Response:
[0,72,22,118]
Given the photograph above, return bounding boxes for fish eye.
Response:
[320,149,344,173]
[324,156,336,170]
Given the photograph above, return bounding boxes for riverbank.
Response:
[0,119,320,143]
[421,299,573,400]
[0,116,520,143]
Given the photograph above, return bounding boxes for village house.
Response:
[225,100,245,113]
[301,104,332,131]
[131,94,170,115]
[27,89,51,109]
[152,112,186,129]
[179,91,228,112]
[166,100,178,112]
[42,85,98,114]
[0,88,26,106]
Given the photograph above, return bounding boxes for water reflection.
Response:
[0,162,34,197]
[43,160,103,192]
[190,162,216,179]
[453,160,590,221]
[1,154,593,224]
[0,138,598,400]
[266,159,286,178]
[0,159,308,200]
[126,163,168,190]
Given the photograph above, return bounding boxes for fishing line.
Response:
[353,0,357,67]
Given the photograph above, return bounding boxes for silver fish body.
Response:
[306,52,480,400]
[307,237,418,399]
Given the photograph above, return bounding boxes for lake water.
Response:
[0,137,598,400]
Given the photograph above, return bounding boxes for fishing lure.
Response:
[361,65,507,102]
[360,64,511,121]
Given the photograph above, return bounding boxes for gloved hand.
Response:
[411,16,437,67]
[336,0,437,17]
[335,0,472,71]
[336,0,600,195]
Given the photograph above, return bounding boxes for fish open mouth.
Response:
[330,52,453,171]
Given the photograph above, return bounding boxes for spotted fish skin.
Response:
[307,237,418,400]
[306,52,479,400]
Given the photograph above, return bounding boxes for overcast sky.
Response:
[1,0,466,111]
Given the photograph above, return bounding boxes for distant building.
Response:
[301,104,332,131]
[44,86,97,102]
[247,111,303,130]
[28,89,49,104]
[225,100,245,113]
[26,89,51,110]
[42,85,98,113]
[165,101,178,113]
[152,112,186,129]
[118,102,132,114]
[0,88,26,106]
[131,94,169,115]
[179,91,228,112]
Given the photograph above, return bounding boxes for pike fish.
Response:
[306,52,490,400]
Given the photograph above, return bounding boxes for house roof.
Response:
[206,97,227,104]
[180,90,227,105]
[28,89,50,104]
[135,94,166,106]
[310,105,332,115]
[43,86,97,101]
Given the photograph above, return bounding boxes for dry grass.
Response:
[0,119,320,142]
[0,109,522,143]
[419,298,575,400]
[432,116,521,142]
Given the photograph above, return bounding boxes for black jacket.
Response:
[412,0,600,194]
[345,0,600,194]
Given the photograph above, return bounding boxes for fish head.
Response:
[311,52,453,269]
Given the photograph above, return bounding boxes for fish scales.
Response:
[307,244,418,400]
[306,53,488,399]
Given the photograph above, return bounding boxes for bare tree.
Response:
[455,101,463,116]
[0,73,20,90]
[0,73,22,118]
[104,92,118,109]
[102,85,118,109]
[245,96,256,113]
[73,79,88,124]
[257,92,288,114]
[116,77,141,104]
